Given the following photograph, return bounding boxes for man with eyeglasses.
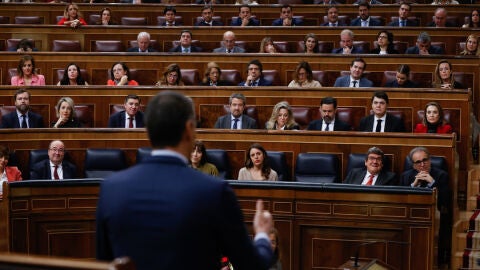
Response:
[400,146,451,266]
[108,94,144,128]
[30,140,77,180]
[344,147,397,185]
[332,29,363,54]
[358,91,405,132]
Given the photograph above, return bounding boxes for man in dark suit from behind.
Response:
[358,91,405,132]
[387,2,419,27]
[96,91,274,270]
[169,30,203,53]
[405,32,444,55]
[344,146,397,186]
[399,146,451,266]
[214,93,257,129]
[127,32,157,53]
[239,59,272,87]
[194,6,224,26]
[30,140,77,180]
[272,4,303,26]
[108,94,144,128]
[307,96,351,131]
[350,2,382,27]
[0,89,44,128]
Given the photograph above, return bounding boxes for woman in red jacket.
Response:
[0,145,22,198]
[414,101,452,134]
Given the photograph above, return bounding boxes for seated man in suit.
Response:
[388,2,419,27]
[194,6,223,26]
[239,59,272,87]
[359,91,406,132]
[272,4,303,26]
[96,91,273,269]
[334,58,373,88]
[169,30,202,53]
[332,29,363,54]
[108,94,144,128]
[307,96,351,131]
[344,147,397,186]
[427,7,456,27]
[0,89,44,128]
[214,93,257,129]
[399,146,451,265]
[321,6,347,27]
[213,31,245,53]
[350,2,382,27]
[160,6,182,27]
[230,5,260,26]
[127,32,157,53]
[30,140,77,180]
[405,32,444,55]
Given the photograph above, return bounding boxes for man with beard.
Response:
[108,94,144,128]
[0,89,44,128]
[214,93,257,129]
[350,2,382,27]
[307,97,351,131]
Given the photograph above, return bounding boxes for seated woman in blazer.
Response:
[414,101,452,134]
[0,145,22,197]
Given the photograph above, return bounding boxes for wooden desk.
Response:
[1,179,436,270]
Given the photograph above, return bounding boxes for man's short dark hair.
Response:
[201,5,213,12]
[321,96,337,109]
[247,59,263,73]
[358,1,370,9]
[229,93,246,106]
[145,91,195,148]
[14,88,30,100]
[365,146,384,161]
[164,6,176,14]
[371,91,389,104]
[181,29,193,39]
[351,58,367,70]
[281,4,291,10]
[125,94,140,104]
[239,4,251,12]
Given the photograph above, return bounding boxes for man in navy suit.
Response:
[358,91,406,132]
[169,30,203,53]
[30,140,77,180]
[321,6,347,27]
[194,6,224,26]
[96,91,273,269]
[239,59,272,87]
[426,7,457,27]
[0,89,44,128]
[332,29,363,54]
[307,97,351,131]
[160,6,182,27]
[108,94,144,128]
[272,5,303,26]
[405,32,444,55]
[230,5,260,26]
[350,2,382,27]
[214,93,258,129]
[127,32,157,53]
[387,3,419,27]
[334,58,373,88]
[212,31,246,53]
[344,147,397,185]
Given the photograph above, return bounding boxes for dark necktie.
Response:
[21,114,27,128]
[400,20,405,27]
[227,49,232,53]
[129,117,133,128]
[352,81,357,88]
[375,119,382,132]
[365,174,374,185]
[325,123,330,131]
[232,118,239,129]
[53,165,59,180]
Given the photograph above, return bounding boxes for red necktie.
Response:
[129,117,133,128]
[365,174,374,186]
[53,165,59,180]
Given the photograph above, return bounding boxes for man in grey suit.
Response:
[344,147,397,186]
[333,58,373,88]
[213,31,245,53]
[214,93,257,129]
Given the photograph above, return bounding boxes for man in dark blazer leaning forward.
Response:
[30,140,77,180]
[96,91,273,270]
[344,146,397,186]
[214,93,258,129]
[108,94,144,128]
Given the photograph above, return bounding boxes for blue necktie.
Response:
[232,118,239,129]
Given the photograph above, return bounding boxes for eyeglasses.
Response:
[367,156,382,162]
[49,148,65,153]
[413,157,429,165]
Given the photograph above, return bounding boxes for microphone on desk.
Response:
[351,239,410,268]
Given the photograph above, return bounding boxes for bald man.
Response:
[213,31,246,53]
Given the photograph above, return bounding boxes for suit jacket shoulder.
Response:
[333,75,349,87]
[334,119,352,131]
